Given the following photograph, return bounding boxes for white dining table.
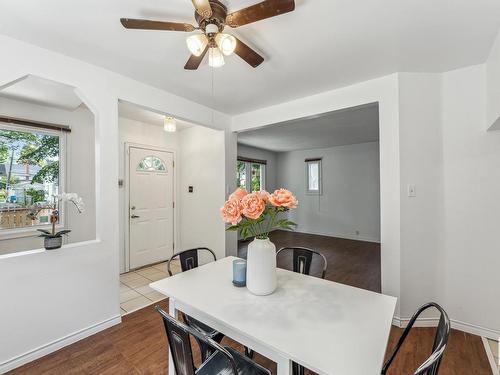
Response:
[150,256,396,375]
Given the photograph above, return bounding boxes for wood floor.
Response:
[8,232,491,375]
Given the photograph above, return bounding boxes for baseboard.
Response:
[0,315,121,374]
[294,228,381,243]
[392,315,500,340]
[482,337,499,375]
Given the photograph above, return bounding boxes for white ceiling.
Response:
[1,0,499,115]
[237,103,379,152]
[0,75,83,110]
[119,100,194,130]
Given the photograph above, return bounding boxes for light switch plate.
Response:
[408,184,416,197]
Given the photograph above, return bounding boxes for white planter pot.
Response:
[246,238,277,296]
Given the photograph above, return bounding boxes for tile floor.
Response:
[119,260,180,315]
[488,339,500,373]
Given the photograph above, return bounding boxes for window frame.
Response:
[305,158,322,195]
[236,157,266,193]
[0,121,67,238]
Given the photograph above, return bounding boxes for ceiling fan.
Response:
[120,0,295,70]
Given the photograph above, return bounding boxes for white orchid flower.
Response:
[57,192,85,213]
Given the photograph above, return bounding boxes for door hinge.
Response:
[173,243,175,250]
[172,202,175,208]
[172,160,175,168]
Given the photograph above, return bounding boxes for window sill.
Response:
[0,225,63,241]
[0,238,101,260]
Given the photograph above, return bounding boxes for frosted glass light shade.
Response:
[209,47,225,68]
[186,34,208,57]
[215,33,237,56]
[164,116,177,132]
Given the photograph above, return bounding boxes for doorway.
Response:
[236,103,381,292]
[128,145,174,270]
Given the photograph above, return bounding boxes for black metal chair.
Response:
[156,306,271,375]
[167,248,223,362]
[382,302,451,375]
[276,246,328,279]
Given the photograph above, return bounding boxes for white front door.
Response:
[129,146,174,269]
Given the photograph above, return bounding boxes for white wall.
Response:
[117,117,181,273]
[487,29,500,130]
[237,144,279,192]
[0,34,230,373]
[179,126,227,261]
[397,73,444,319]
[396,69,500,337]
[440,64,500,336]
[276,142,380,242]
[0,97,96,255]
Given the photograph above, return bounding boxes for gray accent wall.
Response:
[276,142,380,242]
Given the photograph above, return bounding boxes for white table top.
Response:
[150,256,396,375]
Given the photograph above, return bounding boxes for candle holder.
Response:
[232,259,247,287]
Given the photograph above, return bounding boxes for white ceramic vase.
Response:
[246,237,277,296]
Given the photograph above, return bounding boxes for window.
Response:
[137,156,167,172]
[306,158,322,195]
[236,157,266,192]
[0,123,65,231]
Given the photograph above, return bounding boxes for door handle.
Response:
[131,214,140,219]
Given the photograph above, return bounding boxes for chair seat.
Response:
[196,346,271,375]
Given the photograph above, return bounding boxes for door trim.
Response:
[124,142,178,272]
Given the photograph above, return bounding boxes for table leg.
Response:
[168,297,177,375]
[277,357,293,375]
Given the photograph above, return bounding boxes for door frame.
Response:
[124,142,178,272]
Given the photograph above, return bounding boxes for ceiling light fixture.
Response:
[186,34,208,57]
[164,116,177,132]
[120,0,296,70]
[208,47,225,68]
[215,33,237,56]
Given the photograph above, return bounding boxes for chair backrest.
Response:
[167,247,217,276]
[276,247,328,279]
[381,302,451,375]
[156,306,238,375]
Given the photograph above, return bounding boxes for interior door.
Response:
[129,146,174,269]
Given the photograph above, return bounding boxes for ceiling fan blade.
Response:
[191,0,212,18]
[120,18,195,32]
[226,0,295,28]
[184,45,209,70]
[234,37,264,68]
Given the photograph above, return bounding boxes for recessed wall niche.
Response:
[0,75,96,255]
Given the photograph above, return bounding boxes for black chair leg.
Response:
[244,347,255,359]
[292,362,304,375]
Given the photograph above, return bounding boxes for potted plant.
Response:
[221,188,298,295]
[36,193,85,250]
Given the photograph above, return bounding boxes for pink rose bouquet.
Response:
[221,188,298,240]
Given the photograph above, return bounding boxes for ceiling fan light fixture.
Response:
[215,33,237,56]
[186,34,208,57]
[209,47,225,68]
[164,116,177,132]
